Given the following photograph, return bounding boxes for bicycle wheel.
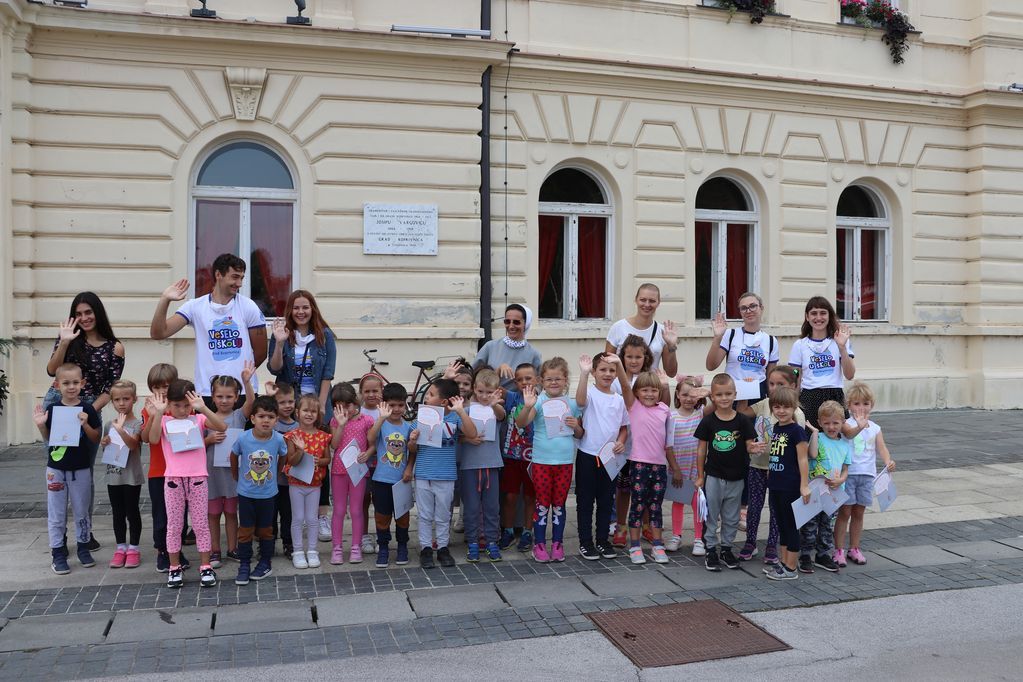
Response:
[406,375,439,422]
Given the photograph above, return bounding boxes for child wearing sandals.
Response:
[834,381,895,567]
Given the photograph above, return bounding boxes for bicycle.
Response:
[351,349,466,420]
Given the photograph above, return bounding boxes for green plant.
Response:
[716,0,777,25]
[840,0,915,64]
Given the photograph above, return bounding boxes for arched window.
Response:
[694,177,759,319]
[538,168,612,320]
[191,140,298,317]
[836,184,890,321]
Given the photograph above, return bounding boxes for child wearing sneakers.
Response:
[765,386,811,581]
[666,376,709,556]
[835,382,895,567]
[798,401,849,574]
[139,363,182,573]
[498,363,537,552]
[366,382,418,568]
[459,369,506,562]
[205,374,254,568]
[516,357,582,563]
[34,363,102,574]
[328,383,375,565]
[283,394,332,570]
[101,380,144,569]
[574,353,628,562]
[695,373,762,572]
[267,382,298,559]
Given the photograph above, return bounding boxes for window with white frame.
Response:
[836,184,890,321]
[694,177,759,320]
[191,141,298,317]
[538,168,612,320]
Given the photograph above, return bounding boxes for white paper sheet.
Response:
[735,376,761,401]
[596,441,627,482]
[341,442,369,487]
[808,477,849,516]
[392,479,414,519]
[792,489,823,529]
[874,470,897,511]
[288,452,316,484]
[468,404,497,442]
[48,406,83,447]
[213,428,243,468]
[101,427,129,468]
[416,405,445,449]
[542,397,573,438]
[166,418,203,453]
[664,477,697,504]
[697,488,708,521]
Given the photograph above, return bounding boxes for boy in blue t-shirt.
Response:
[367,383,419,568]
[231,395,288,585]
[413,378,478,569]
[799,400,851,574]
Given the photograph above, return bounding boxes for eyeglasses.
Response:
[738,304,761,313]
[503,319,523,325]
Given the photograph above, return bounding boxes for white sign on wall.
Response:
[363,203,438,255]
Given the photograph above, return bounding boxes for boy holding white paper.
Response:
[459,369,506,563]
[574,353,628,562]
[101,380,144,569]
[414,378,478,569]
[367,382,418,568]
[34,363,102,575]
[798,401,850,574]
[765,386,811,581]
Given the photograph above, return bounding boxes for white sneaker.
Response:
[650,545,670,564]
[692,539,707,556]
[292,551,308,569]
[629,546,646,565]
[306,550,321,568]
[452,510,465,533]
[665,535,683,552]
[361,535,376,554]
[317,516,332,542]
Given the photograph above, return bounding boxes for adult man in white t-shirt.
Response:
[150,253,268,397]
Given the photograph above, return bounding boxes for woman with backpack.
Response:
[604,283,679,377]
[704,291,778,405]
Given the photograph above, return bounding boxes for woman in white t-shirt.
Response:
[605,283,679,377]
[704,292,779,405]
[787,296,855,429]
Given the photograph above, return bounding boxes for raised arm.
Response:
[609,354,635,409]
[240,361,257,419]
[189,392,227,432]
[146,396,167,445]
[575,354,591,408]
[705,313,728,371]
[46,319,79,377]
[660,321,679,377]
[515,385,538,428]
[835,326,855,380]
[451,396,478,440]
[267,319,288,374]
[150,280,189,340]
[111,413,140,451]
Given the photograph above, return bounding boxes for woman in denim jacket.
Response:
[268,289,337,419]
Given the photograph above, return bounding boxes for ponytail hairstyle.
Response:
[210,374,243,396]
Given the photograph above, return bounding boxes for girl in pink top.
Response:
[148,377,228,589]
[667,376,711,555]
[614,359,682,566]
[328,384,375,565]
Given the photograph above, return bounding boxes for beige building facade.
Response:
[1,0,1021,444]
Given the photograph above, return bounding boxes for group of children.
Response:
[38,332,894,588]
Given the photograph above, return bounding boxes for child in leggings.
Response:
[765,386,810,581]
[667,376,709,556]
[283,394,332,569]
[102,380,144,569]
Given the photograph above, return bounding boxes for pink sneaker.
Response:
[349,547,363,564]
[551,542,565,562]
[124,548,141,569]
[109,549,127,568]
[532,542,550,563]
[330,546,344,565]
[834,548,847,567]
[848,548,867,565]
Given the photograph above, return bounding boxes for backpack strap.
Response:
[649,321,659,347]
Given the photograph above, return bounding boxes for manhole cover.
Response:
[587,599,789,668]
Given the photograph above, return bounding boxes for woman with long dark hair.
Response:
[44,291,126,550]
[268,289,337,413]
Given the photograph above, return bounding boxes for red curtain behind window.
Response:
[860,229,878,319]
[694,221,713,319]
[250,202,294,317]
[538,215,562,315]
[195,200,240,298]
[577,217,606,318]
[836,228,849,319]
[725,224,749,319]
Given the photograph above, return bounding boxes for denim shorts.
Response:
[844,474,874,507]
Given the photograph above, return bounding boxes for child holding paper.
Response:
[358,373,385,555]
[328,383,375,564]
[448,363,473,536]
[367,383,418,568]
[139,362,179,573]
[283,394,332,569]
[695,373,762,571]
[765,386,811,581]
[414,379,477,568]
[34,363,102,575]
[516,357,582,563]
[459,369,506,562]
[667,376,709,556]
[204,372,255,567]
[835,382,895,566]
[266,381,297,559]
[149,378,227,588]
[101,380,143,569]
[498,363,537,552]
[574,353,628,562]
[798,401,850,573]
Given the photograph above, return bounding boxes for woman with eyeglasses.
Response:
[604,283,679,378]
[704,292,779,405]
[474,304,542,390]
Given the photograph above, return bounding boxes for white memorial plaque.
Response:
[363,203,438,256]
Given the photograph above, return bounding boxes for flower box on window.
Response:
[839,0,915,64]
[701,0,778,24]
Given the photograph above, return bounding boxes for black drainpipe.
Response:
[478,0,493,349]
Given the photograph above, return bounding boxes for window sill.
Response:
[695,3,790,20]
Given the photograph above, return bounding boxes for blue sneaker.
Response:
[250,561,272,581]
[76,542,96,568]
[51,547,70,575]
[179,550,191,571]
[517,531,533,552]
[395,543,409,566]
[235,562,250,586]
[155,551,170,573]
[498,529,515,550]
[467,542,480,563]
[487,542,502,562]
[375,544,389,569]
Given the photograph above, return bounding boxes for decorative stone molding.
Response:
[225,67,267,121]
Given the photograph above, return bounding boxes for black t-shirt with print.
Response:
[694,411,757,482]
[767,421,809,492]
